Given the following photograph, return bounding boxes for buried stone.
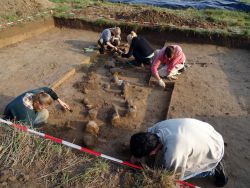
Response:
[111,104,121,127]
[103,83,110,90]
[82,96,89,105]
[122,82,129,97]
[111,113,121,128]
[82,121,100,149]
[110,67,123,74]
[113,74,124,86]
[85,121,99,136]
[82,133,97,149]
[126,105,137,119]
[104,59,116,68]
[88,108,98,120]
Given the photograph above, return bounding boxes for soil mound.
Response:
[115,9,224,29]
[75,6,226,30]
[0,0,54,21]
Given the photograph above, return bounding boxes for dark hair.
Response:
[164,46,174,58]
[130,132,160,158]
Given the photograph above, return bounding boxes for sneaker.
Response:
[214,161,228,187]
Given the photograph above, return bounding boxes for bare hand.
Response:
[57,99,71,111]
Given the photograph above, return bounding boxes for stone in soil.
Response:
[85,121,99,135]
[103,83,110,90]
[82,96,89,105]
[126,105,137,119]
[88,108,98,120]
[104,59,116,68]
[111,113,121,128]
[110,67,123,74]
[113,74,123,86]
[122,82,129,98]
[82,132,97,149]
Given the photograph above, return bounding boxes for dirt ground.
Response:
[42,53,173,160]
[0,28,97,113]
[0,27,249,188]
[72,5,226,29]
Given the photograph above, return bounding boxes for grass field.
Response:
[50,0,250,38]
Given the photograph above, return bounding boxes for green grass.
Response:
[241,0,250,4]
[49,0,101,5]
[53,4,71,13]
[0,123,175,187]
[50,0,250,39]
[4,15,18,22]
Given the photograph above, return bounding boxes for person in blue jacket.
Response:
[4,87,71,127]
[97,27,121,54]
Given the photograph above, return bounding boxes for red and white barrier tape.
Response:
[0,118,142,169]
[0,118,199,188]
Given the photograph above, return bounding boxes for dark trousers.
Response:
[133,50,151,65]
[98,39,105,54]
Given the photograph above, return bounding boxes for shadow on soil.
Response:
[43,54,174,162]
[187,115,250,188]
[65,39,96,54]
[0,95,14,115]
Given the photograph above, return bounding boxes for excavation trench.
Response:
[1,17,250,187]
[42,54,174,160]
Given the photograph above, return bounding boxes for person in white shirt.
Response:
[130,118,228,187]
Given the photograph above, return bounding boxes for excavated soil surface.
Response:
[0,27,249,187]
[42,54,173,160]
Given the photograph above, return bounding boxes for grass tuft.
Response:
[0,123,175,187]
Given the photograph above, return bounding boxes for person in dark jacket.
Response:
[121,31,154,66]
[4,87,71,126]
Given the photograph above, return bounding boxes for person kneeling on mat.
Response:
[120,31,155,66]
[3,87,71,127]
[130,118,228,187]
[152,45,186,88]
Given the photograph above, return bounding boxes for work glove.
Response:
[167,71,180,80]
[158,79,166,88]
[167,75,178,80]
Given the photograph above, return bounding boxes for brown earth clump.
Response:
[73,5,226,30]
[0,0,54,22]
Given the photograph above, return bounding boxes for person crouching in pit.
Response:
[151,45,186,88]
[97,27,121,54]
[3,87,71,127]
[120,31,155,66]
[130,118,228,187]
